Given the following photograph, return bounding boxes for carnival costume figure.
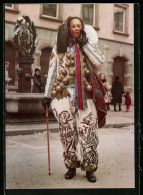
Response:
[43,17,107,183]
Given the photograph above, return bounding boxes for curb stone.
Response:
[6,123,134,136]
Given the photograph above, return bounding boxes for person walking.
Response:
[123,91,131,112]
[111,76,124,111]
[32,68,42,93]
[99,73,111,110]
[42,17,107,183]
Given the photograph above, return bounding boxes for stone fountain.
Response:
[6,15,48,123]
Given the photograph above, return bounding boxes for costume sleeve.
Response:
[44,46,57,98]
[82,25,105,68]
[82,43,105,68]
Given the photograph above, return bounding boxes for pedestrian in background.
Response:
[32,68,42,93]
[42,16,106,183]
[41,72,48,93]
[111,76,124,111]
[5,61,12,92]
[99,73,111,110]
[123,91,131,112]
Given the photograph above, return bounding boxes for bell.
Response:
[70,60,75,66]
[61,69,67,76]
[84,80,89,86]
[86,84,93,92]
[85,70,90,76]
[51,90,57,97]
[59,87,63,93]
[62,78,69,85]
[57,76,63,82]
[59,59,63,64]
[53,82,58,87]
[56,85,63,93]
[69,70,75,76]
[65,61,70,67]
[83,55,86,61]
[71,55,74,60]
[84,62,87,67]
[66,52,71,59]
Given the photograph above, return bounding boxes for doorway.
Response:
[112,56,127,86]
[40,47,52,81]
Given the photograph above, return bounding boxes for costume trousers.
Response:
[51,88,99,172]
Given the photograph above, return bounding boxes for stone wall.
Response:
[98,39,134,103]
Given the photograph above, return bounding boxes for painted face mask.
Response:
[70,18,82,38]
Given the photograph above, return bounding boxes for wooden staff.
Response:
[46,104,51,175]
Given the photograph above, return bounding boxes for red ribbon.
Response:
[75,43,83,109]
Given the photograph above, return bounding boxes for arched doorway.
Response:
[5,41,16,85]
[40,47,52,81]
[112,56,127,86]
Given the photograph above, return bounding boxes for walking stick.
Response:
[46,104,51,175]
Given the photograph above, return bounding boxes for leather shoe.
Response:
[65,168,76,179]
[86,171,96,183]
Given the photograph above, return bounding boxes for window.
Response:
[40,4,63,23]
[114,6,125,33]
[82,4,95,26]
[113,4,129,36]
[42,4,58,19]
[5,4,14,9]
[5,4,19,12]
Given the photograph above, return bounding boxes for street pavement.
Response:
[6,125,135,189]
[5,105,135,189]
[5,105,134,136]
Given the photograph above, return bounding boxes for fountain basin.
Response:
[5,92,51,114]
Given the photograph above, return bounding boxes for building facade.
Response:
[5,3,134,101]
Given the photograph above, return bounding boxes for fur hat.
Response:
[57,23,69,54]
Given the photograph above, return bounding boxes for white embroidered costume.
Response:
[44,24,105,171]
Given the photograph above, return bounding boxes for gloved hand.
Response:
[76,29,87,48]
[42,98,51,110]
